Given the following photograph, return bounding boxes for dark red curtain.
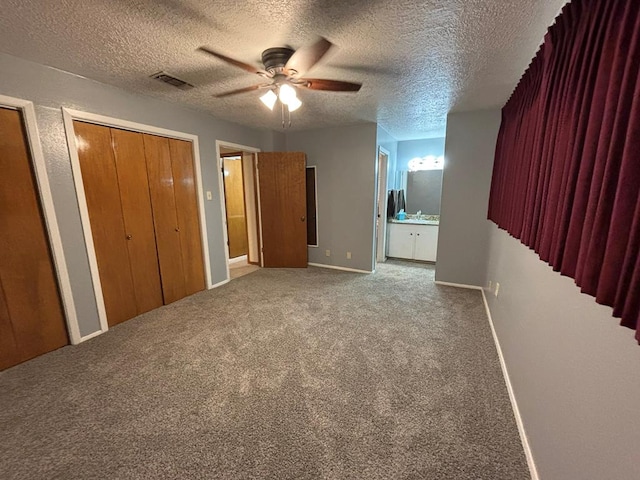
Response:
[488,0,640,343]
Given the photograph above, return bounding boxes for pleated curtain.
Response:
[488,0,640,342]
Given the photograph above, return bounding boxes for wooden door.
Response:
[74,121,138,326]
[143,134,187,303]
[111,128,164,313]
[0,107,68,370]
[222,156,249,259]
[257,152,307,268]
[169,138,206,296]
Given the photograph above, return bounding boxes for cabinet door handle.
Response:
[417,233,420,236]
[126,234,132,240]
[410,233,413,236]
[175,227,180,232]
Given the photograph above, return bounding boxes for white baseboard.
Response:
[480,289,539,480]
[228,255,247,265]
[308,262,373,274]
[434,280,483,290]
[209,278,230,289]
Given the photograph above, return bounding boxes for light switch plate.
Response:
[206,191,212,200]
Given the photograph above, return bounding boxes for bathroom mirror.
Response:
[405,170,443,215]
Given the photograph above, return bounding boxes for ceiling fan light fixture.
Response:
[278,83,297,105]
[287,96,302,112]
[259,89,277,110]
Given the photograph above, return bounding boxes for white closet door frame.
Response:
[62,108,212,339]
[0,95,80,344]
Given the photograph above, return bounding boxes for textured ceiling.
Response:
[0,0,567,140]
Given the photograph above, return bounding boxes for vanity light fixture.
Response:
[408,155,445,172]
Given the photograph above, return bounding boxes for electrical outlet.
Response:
[325,249,331,257]
[206,191,212,200]
[494,282,500,297]
[346,252,352,259]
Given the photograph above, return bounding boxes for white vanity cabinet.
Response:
[387,222,439,262]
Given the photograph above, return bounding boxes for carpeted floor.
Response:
[0,261,529,479]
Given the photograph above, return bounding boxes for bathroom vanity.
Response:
[387,219,439,262]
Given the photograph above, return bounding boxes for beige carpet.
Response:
[0,261,528,479]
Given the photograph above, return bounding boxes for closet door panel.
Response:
[0,107,67,368]
[111,129,163,313]
[0,279,19,370]
[169,139,206,295]
[143,134,186,304]
[74,121,137,326]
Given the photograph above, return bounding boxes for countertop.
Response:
[389,219,439,226]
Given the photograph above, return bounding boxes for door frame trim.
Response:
[375,146,390,267]
[215,140,261,279]
[61,108,212,336]
[0,95,81,344]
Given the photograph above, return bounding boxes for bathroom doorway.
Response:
[217,141,261,280]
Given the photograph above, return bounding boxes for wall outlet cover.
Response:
[325,250,331,257]
[347,252,352,259]
[494,282,500,297]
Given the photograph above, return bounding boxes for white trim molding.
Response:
[434,280,483,290]
[228,254,248,265]
[62,108,212,336]
[480,289,539,480]
[0,95,81,344]
[210,278,230,289]
[308,262,373,274]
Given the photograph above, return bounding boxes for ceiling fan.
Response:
[197,37,362,119]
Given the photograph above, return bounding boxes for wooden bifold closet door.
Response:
[73,121,205,327]
[0,107,68,370]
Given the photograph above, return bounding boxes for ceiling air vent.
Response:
[150,71,194,90]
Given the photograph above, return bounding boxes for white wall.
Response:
[441,108,640,480]
[286,123,378,272]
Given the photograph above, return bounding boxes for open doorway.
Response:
[217,141,261,281]
[375,147,390,268]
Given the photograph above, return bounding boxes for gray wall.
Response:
[406,170,442,215]
[396,137,445,171]
[286,124,378,272]
[484,225,640,480]
[0,52,277,337]
[436,110,500,285]
[441,107,640,479]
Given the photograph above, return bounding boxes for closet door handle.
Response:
[126,234,132,240]
[300,216,306,222]
[175,227,180,232]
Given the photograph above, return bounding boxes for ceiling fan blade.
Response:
[285,37,333,77]
[214,84,269,98]
[301,79,362,92]
[198,47,269,76]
